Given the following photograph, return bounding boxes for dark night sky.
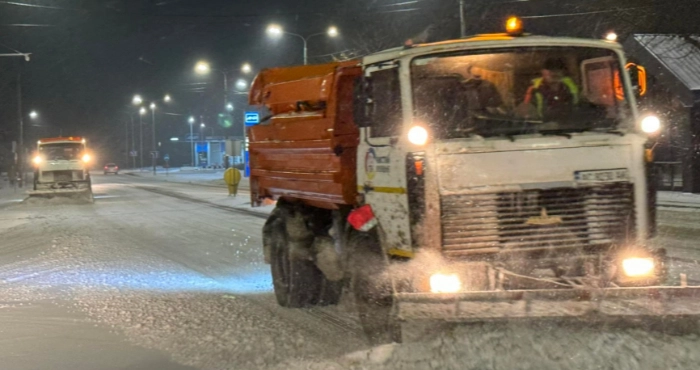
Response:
[1,0,698,165]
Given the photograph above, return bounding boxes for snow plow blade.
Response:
[27,187,93,202]
[395,286,700,322]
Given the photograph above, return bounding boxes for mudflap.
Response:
[395,286,700,323]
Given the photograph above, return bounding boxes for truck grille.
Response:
[440,183,635,257]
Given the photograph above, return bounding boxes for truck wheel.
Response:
[348,231,401,344]
[268,213,322,308]
[316,277,343,306]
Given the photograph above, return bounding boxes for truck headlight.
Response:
[641,115,660,134]
[82,154,91,163]
[408,126,428,145]
[430,273,461,293]
[32,155,43,165]
[622,257,655,277]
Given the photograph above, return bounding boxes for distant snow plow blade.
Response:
[396,286,700,322]
[27,186,93,203]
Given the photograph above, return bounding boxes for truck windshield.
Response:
[39,143,84,160]
[411,46,631,139]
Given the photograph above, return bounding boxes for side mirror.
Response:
[626,63,647,98]
[353,76,372,128]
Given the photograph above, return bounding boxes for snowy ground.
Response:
[0,173,699,369]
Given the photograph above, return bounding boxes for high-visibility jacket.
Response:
[524,77,579,117]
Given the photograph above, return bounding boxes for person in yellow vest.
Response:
[524,58,579,120]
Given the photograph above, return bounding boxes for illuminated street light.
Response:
[132,95,143,105]
[266,24,339,65]
[235,79,248,91]
[194,60,211,75]
[29,111,38,119]
[139,107,147,115]
[150,102,156,110]
[164,94,171,103]
[605,32,618,42]
[226,103,234,112]
[188,116,195,124]
[327,26,339,38]
[241,63,252,74]
[266,24,283,37]
[200,123,205,128]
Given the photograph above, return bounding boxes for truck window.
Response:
[39,143,84,161]
[368,67,402,137]
[411,47,631,139]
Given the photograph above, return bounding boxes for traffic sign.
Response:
[163,154,170,162]
[244,112,260,126]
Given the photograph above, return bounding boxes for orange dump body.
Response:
[248,60,362,209]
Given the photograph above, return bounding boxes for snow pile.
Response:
[330,322,700,370]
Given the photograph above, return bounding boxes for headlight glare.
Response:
[641,115,660,133]
[429,273,461,293]
[622,257,655,277]
[408,126,429,146]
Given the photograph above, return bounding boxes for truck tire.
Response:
[348,231,401,344]
[268,212,322,308]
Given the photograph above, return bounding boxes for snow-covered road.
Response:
[0,174,366,369]
[1,173,700,369]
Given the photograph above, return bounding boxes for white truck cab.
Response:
[31,136,93,198]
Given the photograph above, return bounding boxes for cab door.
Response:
[356,63,413,257]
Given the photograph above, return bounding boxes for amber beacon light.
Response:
[505,16,524,35]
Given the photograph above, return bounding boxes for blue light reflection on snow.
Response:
[3,267,273,294]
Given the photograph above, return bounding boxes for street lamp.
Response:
[226,103,234,112]
[194,61,211,75]
[235,79,248,91]
[241,63,252,74]
[327,26,339,38]
[29,111,38,119]
[164,94,171,103]
[188,116,195,166]
[194,60,231,111]
[133,95,143,105]
[266,24,283,37]
[266,24,340,65]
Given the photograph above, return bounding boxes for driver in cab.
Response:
[523,58,579,121]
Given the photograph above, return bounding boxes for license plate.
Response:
[574,169,628,183]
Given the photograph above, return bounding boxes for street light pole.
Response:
[130,114,136,169]
[222,71,229,109]
[459,0,466,37]
[302,37,308,65]
[17,71,24,186]
[125,119,129,167]
[139,112,144,170]
[188,116,195,167]
[151,103,156,175]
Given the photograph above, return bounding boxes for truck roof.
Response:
[38,136,86,145]
[363,33,624,65]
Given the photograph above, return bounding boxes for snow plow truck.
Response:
[30,136,93,201]
[248,19,700,344]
